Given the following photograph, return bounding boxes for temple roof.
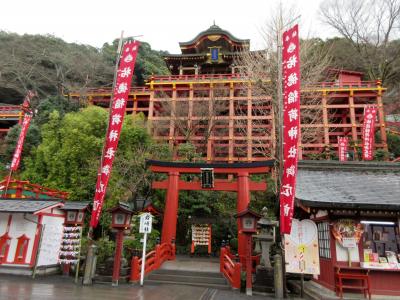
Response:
[60,201,90,211]
[296,161,400,210]
[0,199,63,214]
[179,24,250,48]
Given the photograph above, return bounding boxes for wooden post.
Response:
[233,262,242,289]
[112,229,124,286]
[246,234,253,296]
[247,82,253,161]
[130,256,140,282]
[237,172,250,262]
[220,247,226,273]
[376,86,388,152]
[169,84,177,148]
[161,172,179,244]
[349,90,359,159]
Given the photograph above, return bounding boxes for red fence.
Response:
[0,179,69,199]
[220,247,242,289]
[130,242,175,282]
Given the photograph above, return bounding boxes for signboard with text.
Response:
[139,213,153,234]
[285,219,320,275]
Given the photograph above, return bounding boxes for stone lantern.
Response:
[253,207,279,292]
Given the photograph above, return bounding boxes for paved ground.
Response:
[0,274,291,300]
[161,255,220,273]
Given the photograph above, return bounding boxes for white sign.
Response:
[342,237,357,248]
[37,216,64,266]
[139,213,152,234]
[284,219,320,275]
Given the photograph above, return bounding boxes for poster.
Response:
[284,219,320,275]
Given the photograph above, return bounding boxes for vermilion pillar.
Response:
[161,172,180,244]
[112,229,124,286]
[237,172,250,261]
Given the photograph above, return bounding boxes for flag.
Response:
[362,106,377,161]
[338,137,348,161]
[10,113,32,171]
[90,40,140,228]
[280,25,301,235]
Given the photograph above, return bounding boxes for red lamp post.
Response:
[235,209,261,296]
[108,203,133,286]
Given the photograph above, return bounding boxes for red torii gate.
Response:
[147,160,274,260]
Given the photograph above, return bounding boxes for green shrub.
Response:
[96,237,115,265]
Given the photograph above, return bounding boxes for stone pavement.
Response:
[0,274,302,300]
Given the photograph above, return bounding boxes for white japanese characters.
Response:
[91,40,140,228]
[280,25,301,234]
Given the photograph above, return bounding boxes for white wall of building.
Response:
[0,213,9,236]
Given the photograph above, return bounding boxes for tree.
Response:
[238,5,331,189]
[101,40,170,86]
[22,106,170,202]
[1,95,82,169]
[0,32,114,100]
[320,0,400,84]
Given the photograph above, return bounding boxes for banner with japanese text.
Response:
[10,113,32,171]
[90,40,140,228]
[362,106,377,161]
[338,137,349,161]
[280,24,300,235]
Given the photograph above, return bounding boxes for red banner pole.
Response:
[89,38,140,230]
[2,91,35,197]
[279,24,301,235]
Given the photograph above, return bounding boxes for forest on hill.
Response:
[0,31,169,104]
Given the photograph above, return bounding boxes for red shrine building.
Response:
[0,25,398,297]
[65,24,388,162]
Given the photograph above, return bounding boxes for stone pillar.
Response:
[83,244,97,285]
[274,254,284,298]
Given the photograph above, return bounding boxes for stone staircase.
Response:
[145,269,230,290]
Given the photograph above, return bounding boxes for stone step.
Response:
[96,266,130,276]
[93,274,130,283]
[144,279,231,290]
[147,273,227,285]
[153,268,223,278]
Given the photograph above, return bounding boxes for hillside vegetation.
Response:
[0,31,169,104]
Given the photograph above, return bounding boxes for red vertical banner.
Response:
[10,113,32,171]
[280,25,301,235]
[338,137,349,161]
[362,106,377,161]
[90,40,140,228]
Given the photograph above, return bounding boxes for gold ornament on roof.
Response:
[207,35,221,41]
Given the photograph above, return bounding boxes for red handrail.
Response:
[220,247,241,289]
[130,242,175,282]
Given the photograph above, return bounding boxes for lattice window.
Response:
[317,222,331,259]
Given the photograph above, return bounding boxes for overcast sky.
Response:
[1,0,337,53]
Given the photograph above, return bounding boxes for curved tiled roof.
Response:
[179,24,249,47]
[296,161,400,210]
